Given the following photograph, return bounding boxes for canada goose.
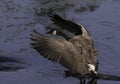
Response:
[30,12,98,78]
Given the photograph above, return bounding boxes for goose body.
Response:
[30,12,98,77]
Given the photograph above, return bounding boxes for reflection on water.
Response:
[35,0,102,15]
[35,0,120,15]
[0,56,26,71]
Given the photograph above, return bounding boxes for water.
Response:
[0,0,120,84]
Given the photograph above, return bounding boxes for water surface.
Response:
[0,0,120,84]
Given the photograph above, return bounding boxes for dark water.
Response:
[0,0,120,84]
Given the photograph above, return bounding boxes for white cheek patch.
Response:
[88,64,95,71]
[52,30,57,35]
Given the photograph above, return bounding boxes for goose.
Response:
[30,12,98,79]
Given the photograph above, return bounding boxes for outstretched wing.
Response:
[30,30,84,73]
[48,12,83,35]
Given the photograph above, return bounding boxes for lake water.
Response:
[0,0,120,84]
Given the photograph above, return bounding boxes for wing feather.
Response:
[48,12,82,35]
[30,30,88,73]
